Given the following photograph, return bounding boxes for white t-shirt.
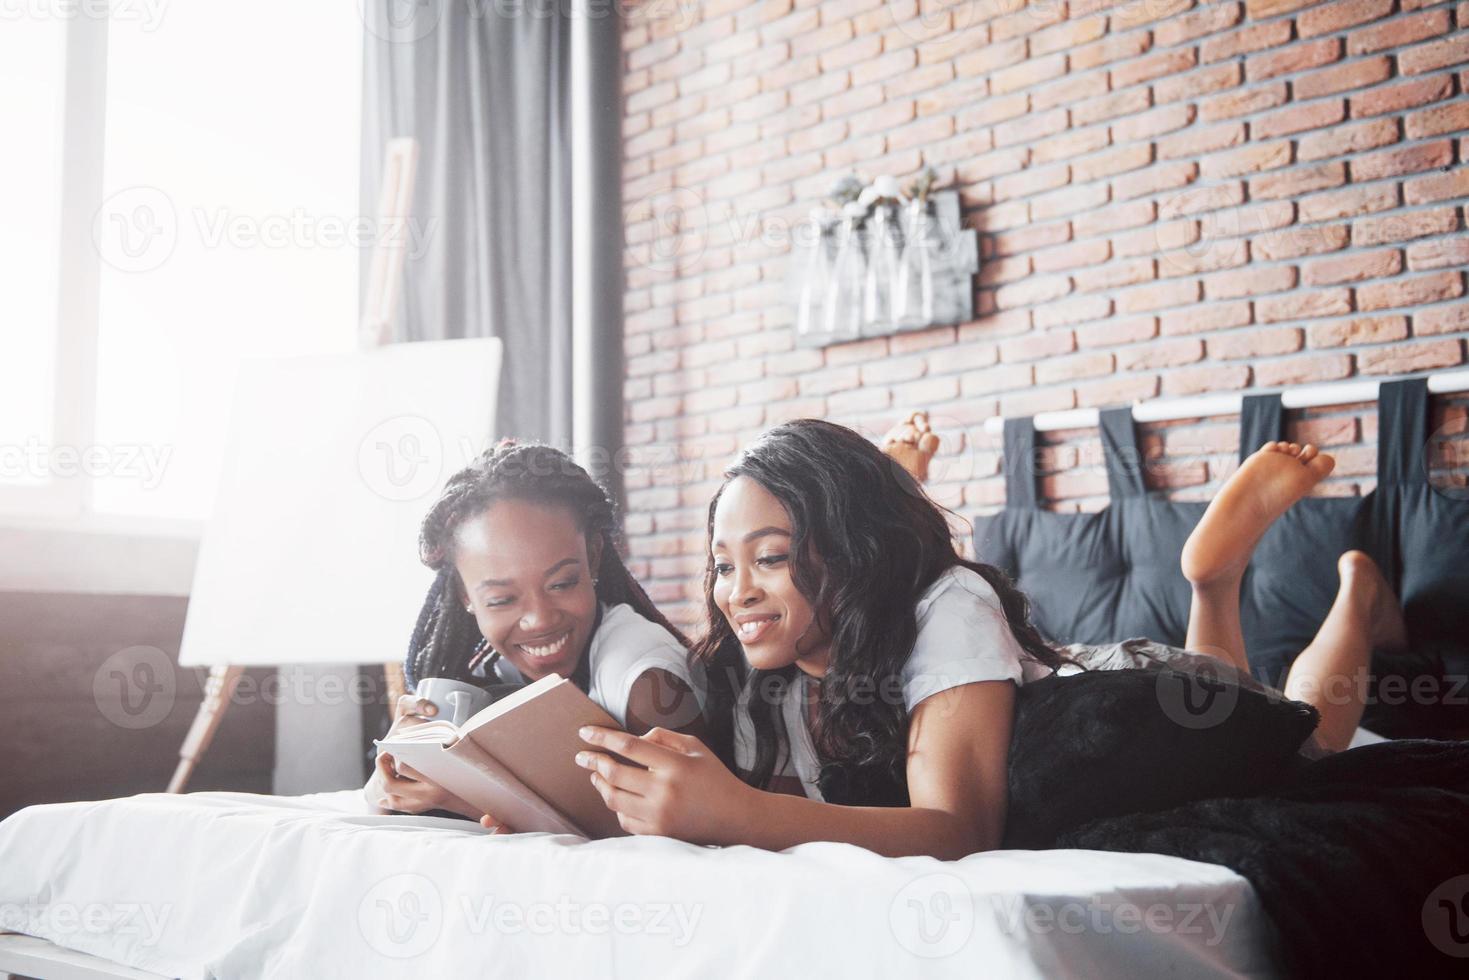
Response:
[732,565,1055,801]
[484,602,697,727]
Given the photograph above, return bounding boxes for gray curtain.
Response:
[359,0,623,456]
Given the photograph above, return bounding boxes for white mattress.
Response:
[0,790,1282,978]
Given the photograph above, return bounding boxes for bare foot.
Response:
[1181,441,1336,586]
[1337,550,1408,653]
[882,410,941,483]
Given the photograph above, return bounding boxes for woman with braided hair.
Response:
[364,440,704,825]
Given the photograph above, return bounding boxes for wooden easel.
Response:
[168,139,420,792]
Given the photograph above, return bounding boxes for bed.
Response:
[0,789,1281,978]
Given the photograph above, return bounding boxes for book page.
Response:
[380,735,584,836]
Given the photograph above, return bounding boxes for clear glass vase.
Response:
[862,203,902,330]
[823,217,866,337]
[795,219,831,337]
[894,200,937,328]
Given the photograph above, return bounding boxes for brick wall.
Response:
[618,0,1469,626]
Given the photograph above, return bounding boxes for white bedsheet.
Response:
[0,790,1281,978]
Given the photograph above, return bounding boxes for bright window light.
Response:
[92,3,363,520]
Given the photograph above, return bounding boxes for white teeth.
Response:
[738,616,778,638]
[520,632,570,659]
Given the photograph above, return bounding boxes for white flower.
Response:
[841,200,868,220]
[872,175,903,200]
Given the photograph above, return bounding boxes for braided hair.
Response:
[404,440,688,693]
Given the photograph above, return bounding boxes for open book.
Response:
[375,673,626,839]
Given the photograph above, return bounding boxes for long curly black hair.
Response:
[404,440,687,693]
[694,419,1066,804]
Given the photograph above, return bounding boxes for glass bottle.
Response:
[894,199,937,328]
[862,202,902,330]
[795,216,830,337]
[824,215,866,337]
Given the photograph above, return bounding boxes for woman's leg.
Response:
[1284,550,1407,753]
[1181,441,1336,673]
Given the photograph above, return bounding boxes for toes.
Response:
[1299,444,1317,462]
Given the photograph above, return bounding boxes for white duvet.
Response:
[0,790,1281,978]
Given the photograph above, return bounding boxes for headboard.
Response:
[975,378,1469,738]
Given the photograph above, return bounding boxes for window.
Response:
[2,4,363,527]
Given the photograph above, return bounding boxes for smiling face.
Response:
[710,476,830,676]
[452,499,602,682]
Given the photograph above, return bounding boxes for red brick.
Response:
[1031,182,1112,223]
[1035,351,1116,385]
[1297,0,1393,39]
[1358,338,1464,374]
[1254,354,1354,387]
[1297,118,1399,162]
[1205,264,1299,300]
[1111,161,1200,201]
[1254,223,1350,261]
[1003,386,1078,418]
[1159,182,1245,219]
[1034,238,1115,273]
[1296,56,1393,100]
[1161,301,1254,335]
[1034,295,1116,330]
[1158,239,1250,276]
[1117,278,1203,314]
[1158,122,1247,159]
[1113,48,1199,89]
[1072,87,1154,126]
[1154,63,1243,103]
[1201,19,1292,63]
[1200,83,1288,122]
[1350,140,1454,182]
[1415,302,1469,336]
[1303,248,1403,286]
[1253,99,1346,140]
[1399,34,1469,74]
[1245,161,1345,199]
[1407,238,1469,272]
[1112,103,1196,142]
[1351,74,1454,118]
[955,37,1026,77]
[1355,207,1461,246]
[1071,29,1153,72]
[1074,374,1163,409]
[999,329,1077,362]
[1162,364,1252,397]
[1298,182,1400,223]
[1201,141,1292,179]
[1347,9,1451,55]
[995,274,1073,310]
[1207,326,1304,360]
[1111,0,1196,28]
[1031,14,1109,56]
[1118,338,1205,370]
[1072,257,1159,292]
[1357,271,1466,311]
[1405,169,1469,206]
[1245,38,1341,82]
[1256,288,1353,323]
[961,363,1034,397]
[1308,315,1409,347]
[1406,101,1469,139]
[1074,199,1156,237]
[1032,125,1112,164]
[1114,217,1200,258]
[1073,144,1155,183]
[1077,315,1160,347]
[990,221,1072,256]
[1154,1,1243,46]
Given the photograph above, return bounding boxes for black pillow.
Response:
[1002,667,1319,849]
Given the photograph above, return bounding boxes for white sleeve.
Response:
[588,607,699,727]
[900,570,1029,712]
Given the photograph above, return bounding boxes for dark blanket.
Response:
[1058,735,1469,977]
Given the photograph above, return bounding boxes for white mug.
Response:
[414,677,493,727]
